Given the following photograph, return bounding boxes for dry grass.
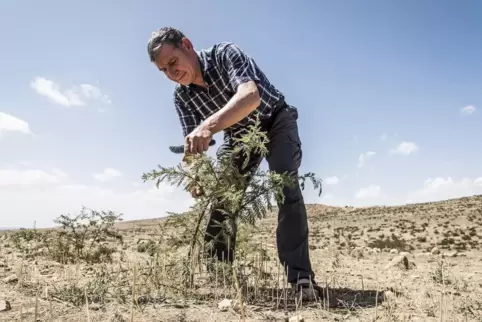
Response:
[1,195,482,321]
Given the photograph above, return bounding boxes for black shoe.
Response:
[292,278,323,302]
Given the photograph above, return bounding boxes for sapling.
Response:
[142,118,322,285]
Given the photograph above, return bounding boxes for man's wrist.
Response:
[200,118,219,135]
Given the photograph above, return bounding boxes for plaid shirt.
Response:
[173,42,285,137]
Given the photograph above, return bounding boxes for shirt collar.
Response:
[197,50,213,75]
[182,50,214,92]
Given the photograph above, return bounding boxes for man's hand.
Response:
[184,125,213,156]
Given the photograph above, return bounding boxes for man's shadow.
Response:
[239,286,387,312]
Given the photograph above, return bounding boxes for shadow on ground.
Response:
[218,286,387,312]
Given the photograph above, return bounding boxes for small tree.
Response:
[142,118,322,284]
[39,207,124,264]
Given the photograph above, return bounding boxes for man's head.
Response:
[147,27,200,86]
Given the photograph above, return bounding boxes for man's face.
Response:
[153,38,197,86]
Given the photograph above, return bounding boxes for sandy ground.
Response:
[1,195,482,321]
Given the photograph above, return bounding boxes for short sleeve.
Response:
[218,43,263,90]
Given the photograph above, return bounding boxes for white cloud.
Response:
[407,176,482,203]
[321,193,334,201]
[302,174,482,209]
[357,151,376,168]
[389,141,419,155]
[92,168,123,182]
[19,161,34,167]
[0,112,32,137]
[355,184,381,199]
[460,105,476,115]
[316,176,482,208]
[474,178,482,186]
[379,132,399,141]
[2,165,481,228]
[0,168,68,186]
[51,168,69,179]
[30,77,111,108]
[324,176,339,185]
[0,165,191,228]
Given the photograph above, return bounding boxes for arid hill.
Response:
[1,195,481,321]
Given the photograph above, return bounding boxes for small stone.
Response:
[288,315,304,322]
[431,247,440,255]
[217,299,232,311]
[443,251,458,258]
[3,274,18,284]
[41,267,55,275]
[383,290,396,301]
[390,249,399,254]
[350,248,364,258]
[384,254,415,270]
[0,300,11,312]
[89,303,103,311]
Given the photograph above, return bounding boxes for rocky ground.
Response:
[1,195,482,321]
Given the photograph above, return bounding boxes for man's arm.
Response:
[199,43,262,135]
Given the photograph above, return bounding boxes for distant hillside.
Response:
[1,193,481,321]
[0,227,20,232]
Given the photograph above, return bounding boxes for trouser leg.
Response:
[265,105,315,284]
[204,133,262,262]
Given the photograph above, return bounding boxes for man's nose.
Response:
[168,67,178,79]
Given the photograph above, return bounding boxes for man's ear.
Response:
[181,37,193,51]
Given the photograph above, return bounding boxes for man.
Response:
[147,27,321,300]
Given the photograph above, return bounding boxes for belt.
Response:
[261,98,288,131]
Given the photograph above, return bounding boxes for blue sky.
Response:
[1,0,481,228]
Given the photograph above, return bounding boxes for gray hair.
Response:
[147,27,186,62]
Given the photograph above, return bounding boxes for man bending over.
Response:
[147,27,321,301]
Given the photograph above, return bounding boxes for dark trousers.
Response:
[204,102,315,284]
